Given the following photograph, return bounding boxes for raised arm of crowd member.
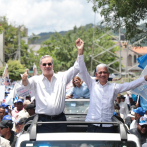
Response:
[21,45,81,133]
[77,38,147,133]
[112,77,122,81]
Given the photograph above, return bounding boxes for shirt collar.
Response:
[97,80,110,87]
[41,71,57,81]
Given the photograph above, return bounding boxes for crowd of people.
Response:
[0,38,147,146]
[0,95,36,146]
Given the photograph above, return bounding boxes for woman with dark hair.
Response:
[66,76,90,99]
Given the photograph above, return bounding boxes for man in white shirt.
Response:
[77,38,147,133]
[124,91,131,110]
[21,43,82,132]
[130,107,145,129]
[119,95,129,121]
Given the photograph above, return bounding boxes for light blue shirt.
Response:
[69,83,90,98]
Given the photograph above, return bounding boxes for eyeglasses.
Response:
[0,127,7,130]
[98,71,108,74]
[42,63,52,66]
[141,125,147,128]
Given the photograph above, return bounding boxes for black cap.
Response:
[18,117,28,125]
[0,120,13,129]
[26,103,36,111]
[120,95,126,99]
[26,95,31,98]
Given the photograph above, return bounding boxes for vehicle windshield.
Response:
[64,99,89,114]
[20,141,137,147]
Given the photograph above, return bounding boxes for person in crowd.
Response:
[129,115,147,145]
[66,76,90,99]
[1,103,9,110]
[114,103,120,117]
[15,121,21,135]
[13,99,17,108]
[119,95,129,121]
[22,45,80,132]
[2,115,12,121]
[114,94,121,105]
[0,136,11,147]
[11,99,23,119]
[19,96,24,102]
[77,38,147,133]
[26,102,36,116]
[129,96,136,106]
[5,109,8,115]
[16,117,27,137]
[25,95,31,102]
[0,120,17,147]
[124,91,131,110]
[16,100,31,120]
[125,108,135,129]
[130,107,145,129]
[0,106,5,121]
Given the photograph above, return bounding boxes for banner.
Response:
[0,85,5,101]
[137,54,147,69]
[16,86,31,98]
[1,64,10,86]
[131,66,147,101]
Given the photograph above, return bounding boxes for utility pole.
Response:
[18,26,21,63]
[119,26,121,77]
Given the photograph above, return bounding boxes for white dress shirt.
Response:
[130,120,137,129]
[78,55,146,127]
[124,94,130,105]
[23,61,79,115]
[119,102,129,120]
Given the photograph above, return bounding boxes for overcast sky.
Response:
[0,0,102,36]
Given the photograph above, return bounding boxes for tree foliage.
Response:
[0,16,34,68]
[37,24,119,73]
[88,0,147,42]
[0,60,26,81]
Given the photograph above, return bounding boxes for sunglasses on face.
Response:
[141,125,147,128]
[42,63,52,66]
[74,79,79,82]
[98,71,108,74]
[0,127,7,130]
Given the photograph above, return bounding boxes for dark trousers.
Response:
[87,124,118,133]
[37,113,67,133]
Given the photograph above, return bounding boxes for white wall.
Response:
[0,32,4,68]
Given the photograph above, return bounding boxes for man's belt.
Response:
[39,112,64,120]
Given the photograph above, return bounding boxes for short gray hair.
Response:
[96,64,109,73]
[40,55,53,64]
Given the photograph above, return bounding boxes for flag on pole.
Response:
[131,65,147,101]
[33,63,38,76]
[137,54,147,69]
[1,64,10,86]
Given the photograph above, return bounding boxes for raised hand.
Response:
[76,38,84,55]
[22,69,29,81]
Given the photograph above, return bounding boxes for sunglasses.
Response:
[141,125,147,128]
[74,79,79,82]
[0,127,7,130]
[42,63,52,66]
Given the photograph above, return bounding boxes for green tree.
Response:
[37,25,119,73]
[88,0,147,42]
[0,16,32,66]
[0,60,26,81]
